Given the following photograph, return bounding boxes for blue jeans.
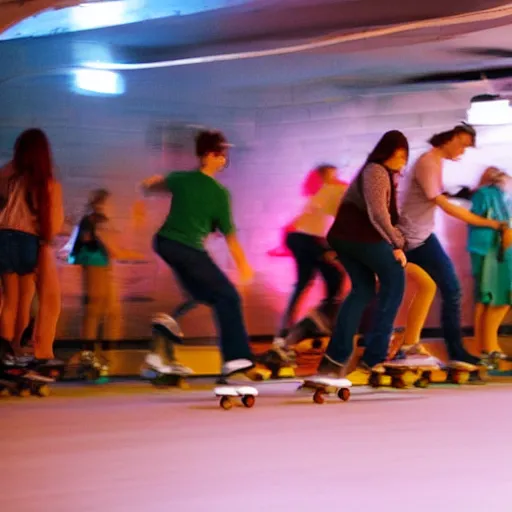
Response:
[279,232,343,336]
[325,239,405,367]
[406,234,467,360]
[153,236,253,363]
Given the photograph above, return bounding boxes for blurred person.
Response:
[68,189,144,348]
[140,130,262,378]
[467,167,512,357]
[273,164,347,360]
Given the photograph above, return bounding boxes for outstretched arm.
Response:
[434,195,502,229]
[140,175,170,195]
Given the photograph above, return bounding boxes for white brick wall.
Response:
[0,80,510,338]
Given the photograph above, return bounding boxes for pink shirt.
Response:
[398,150,443,250]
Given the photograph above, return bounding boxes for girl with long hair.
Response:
[314,130,409,377]
[0,128,63,361]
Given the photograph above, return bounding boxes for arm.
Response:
[434,195,501,229]
[49,181,64,239]
[414,157,501,230]
[140,175,171,195]
[362,164,405,249]
[217,190,253,282]
[95,224,145,261]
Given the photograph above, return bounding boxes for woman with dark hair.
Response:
[0,128,63,360]
[273,164,347,357]
[314,130,409,377]
[399,123,504,367]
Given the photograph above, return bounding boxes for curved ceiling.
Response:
[0,0,512,105]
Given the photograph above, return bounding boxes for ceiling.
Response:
[0,0,512,104]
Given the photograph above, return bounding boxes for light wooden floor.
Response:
[1,381,512,512]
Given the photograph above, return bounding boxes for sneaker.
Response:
[145,353,193,375]
[317,354,344,377]
[402,343,432,357]
[269,343,297,366]
[221,358,255,377]
[386,356,440,368]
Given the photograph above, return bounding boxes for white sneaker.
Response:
[144,353,193,375]
[272,337,286,348]
[387,355,441,368]
[222,358,254,377]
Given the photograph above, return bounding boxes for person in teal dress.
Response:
[467,167,511,356]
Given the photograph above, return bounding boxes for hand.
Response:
[502,228,512,250]
[393,248,407,268]
[140,175,164,194]
[488,219,505,230]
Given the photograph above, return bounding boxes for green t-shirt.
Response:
[157,170,235,250]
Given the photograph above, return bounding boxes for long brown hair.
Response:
[13,129,54,242]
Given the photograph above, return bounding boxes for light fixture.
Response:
[73,69,125,95]
[466,94,512,126]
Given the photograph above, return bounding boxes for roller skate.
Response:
[141,353,194,389]
[76,350,110,383]
[253,340,297,380]
[0,355,54,397]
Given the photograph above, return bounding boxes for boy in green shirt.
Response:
[141,131,255,377]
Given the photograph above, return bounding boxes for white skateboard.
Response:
[214,376,352,409]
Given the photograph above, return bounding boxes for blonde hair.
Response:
[478,167,509,189]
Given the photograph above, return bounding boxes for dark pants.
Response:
[278,232,344,337]
[325,238,405,367]
[153,236,253,363]
[406,234,468,361]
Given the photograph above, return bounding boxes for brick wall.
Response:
[1,78,511,339]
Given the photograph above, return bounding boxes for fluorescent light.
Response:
[74,69,125,95]
[467,96,512,126]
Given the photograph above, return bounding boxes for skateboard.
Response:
[368,362,440,389]
[141,366,191,390]
[214,376,352,409]
[437,361,486,385]
[0,370,54,397]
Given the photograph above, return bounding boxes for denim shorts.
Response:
[0,229,39,276]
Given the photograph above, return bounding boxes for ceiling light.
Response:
[466,94,512,126]
[74,69,125,95]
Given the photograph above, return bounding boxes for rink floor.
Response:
[1,379,512,512]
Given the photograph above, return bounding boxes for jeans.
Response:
[325,238,405,367]
[153,235,253,363]
[279,232,344,336]
[406,234,467,360]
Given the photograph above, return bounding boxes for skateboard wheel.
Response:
[451,370,469,385]
[34,384,50,397]
[18,386,31,398]
[242,395,255,408]
[337,388,350,402]
[414,377,429,389]
[391,376,406,389]
[369,374,381,388]
[220,396,233,410]
[313,389,325,404]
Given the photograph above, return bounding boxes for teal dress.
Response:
[467,185,512,306]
